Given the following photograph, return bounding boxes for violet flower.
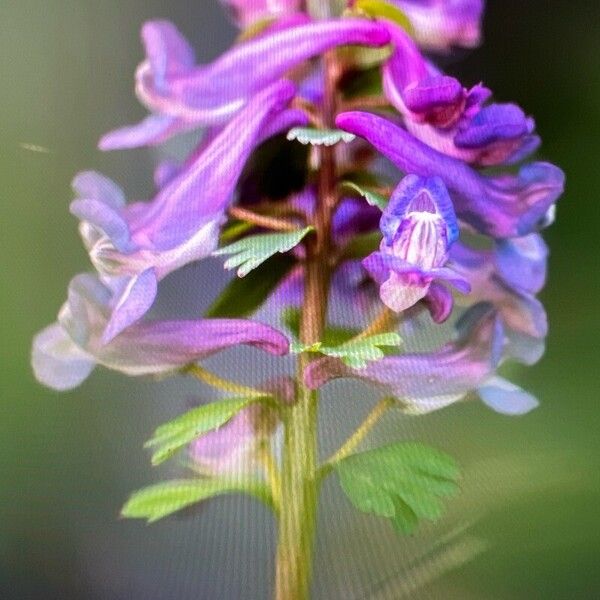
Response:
[305,306,539,415]
[362,175,470,317]
[381,23,539,167]
[73,81,297,342]
[336,111,564,238]
[32,274,289,392]
[219,0,302,28]
[99,18,390,150]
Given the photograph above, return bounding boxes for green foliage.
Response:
[121,478,273,523]
[214,227,313,278]
[335,442,460,534]
[145,397,261,466]
[319,332,402,368]
[291,331,402,369]
[287,127,357,147]
[341,231,382,260]
[341,181,388,211]
[206,254,295,318]
[354,0,414,34]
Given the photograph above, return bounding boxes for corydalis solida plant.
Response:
[32,1,564,598]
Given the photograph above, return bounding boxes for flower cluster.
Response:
[32,0,563,519]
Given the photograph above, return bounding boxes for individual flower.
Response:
[336,111,564,238]
[390,0,485,51]
[450,233,548,364]
[381,23,539,166]
[32,274,289,392]
[73,81,298,342]
[305,305,539,415]
[220,0,302,28]
[362,175,469,317]
[100,18,391,150]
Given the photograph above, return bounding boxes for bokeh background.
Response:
[2,1,599,598]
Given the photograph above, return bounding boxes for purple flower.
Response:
[380,23,538,166]
[450,234,548,364]
[32,274,289,392]
[336,111,564,238]
[391,0,485,51]
[305,306,539,415]
[362,175,469,317]
[99,18,390,150]
[73,82,297,342]
[220,0,302,28]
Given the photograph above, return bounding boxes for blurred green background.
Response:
[1,1,599,598]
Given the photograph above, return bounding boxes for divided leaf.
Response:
[335,442,460,535]
[341,181,388,211]
[121,478,272,523]
[287,127,356,147]
[320,332,402,369]
[145,397,261,466]
[214,227,313,277]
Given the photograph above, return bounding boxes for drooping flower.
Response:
[362,175,469,318]
[380,23,539,166]
[450,233,548,364]
[390,0,485,51]
[219,0,302,28]
[32,274,289,392]
[74,81,298,342]
[305,305,539,415]
[336,111,564,238]
[100,18,391,150]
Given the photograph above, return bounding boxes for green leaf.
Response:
[282,307,359,347]
[320,332,402,369]
[341,181,388,211]
[287,127,356,147]
[335,442,460,535]
[145,397,260,466]
[354,0,414,35]
[206,254,295,318]
[121,478,272,523]
[214,227,314,278]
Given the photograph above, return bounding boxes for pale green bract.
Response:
[214,227,314,278]
[341,181,388,211]
[335,442,460,534]
[144,397,262,466]
[287,127,356,147]
[292,332,402,369]
[121,479,273,523]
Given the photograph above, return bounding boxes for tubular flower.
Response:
[99,18,390,149]
[31,274,290,392]
[380,23,539,166]
[219,0,302,28]
[362,175,469,317]
[390,0,485,51]
[336,111,564,238]
[305,306,538,415]
[74,82,297,342]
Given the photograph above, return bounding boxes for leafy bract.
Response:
[206,254,295,318]
[282,307,359,347]
[214,227,313,277]
[287,127,356,147]
[145,397,262,466]
[319,332,402,368]
[341,180,388,211]
[121,478,273,523]
[335,442,460,534]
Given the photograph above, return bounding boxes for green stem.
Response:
[319,397,395,480]
[184,364,267,398]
